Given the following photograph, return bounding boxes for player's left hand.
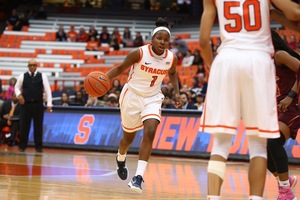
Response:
[278,97,293,112]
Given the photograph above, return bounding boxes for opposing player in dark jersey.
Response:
[268,30,300,200]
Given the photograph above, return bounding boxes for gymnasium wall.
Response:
[28,106,300,164]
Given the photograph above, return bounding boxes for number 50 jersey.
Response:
[216,0,274,55]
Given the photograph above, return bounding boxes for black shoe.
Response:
[19,148,25,152]
[128,175,144,193]
[116,156,128,180]
[35,148,43,153]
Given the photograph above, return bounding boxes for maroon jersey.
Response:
[276,63,300,139]
[276,64,297,105]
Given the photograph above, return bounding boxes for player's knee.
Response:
[207,160,226,180]
[248,136,267,159]
[267,132,286,148]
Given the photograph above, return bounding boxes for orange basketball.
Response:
[84,71,111,97]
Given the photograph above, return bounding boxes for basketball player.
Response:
[267,30,300,200]
[105,17,182,193]
[199,0,300,199]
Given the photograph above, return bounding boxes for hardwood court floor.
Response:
[0,146,299,200]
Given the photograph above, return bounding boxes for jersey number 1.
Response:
[150,75,158,87]
[224,0,262,32]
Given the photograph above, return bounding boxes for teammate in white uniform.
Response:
[105,17,182,193]
[199,0,300,199]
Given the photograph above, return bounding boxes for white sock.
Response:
[249,196,263,200]
[207,195,220,200]
[279,179,290,187]
[135,160,148,177]
[117,150,126,162]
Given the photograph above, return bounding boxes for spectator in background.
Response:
[6,92,20,146]
[85,96,102,107]
[192,49,204,66]
[133,31,144,47]
[86,36,99,51]
[99,26,111,46]
[6,9,20,31]
[110,32,120,50]
[196,63,206,74]
[192,72,207,95]
[162,93,175,109]
[180,92,197,109]
[122,27,133,47]
[77,27,89,42]
[0,94,14,141]
[13,12,29,31]
[110,79,123,93]
[6,77,17,100]
[67,25,77,42]
[0,92,20,146]
[15,59,52,152]
[288,35,298,51]
[56,25,67,41]
[181,49,195,67]
[88,25,98,41]
[60,91,70,106]
[112,27,122,45]
[194,93,205,112]
[176,51,184,66]
[106,93,119,107]
[70,90,86,106]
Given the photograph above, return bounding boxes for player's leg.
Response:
[128,93,163,193]
[247,135,267,200]
[267,122,296,200]
[128,119,159,193]
[116,85,143,181]
[116,130,137,180]
[207,133,233,200]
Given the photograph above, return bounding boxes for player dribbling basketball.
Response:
[104,17,182,193]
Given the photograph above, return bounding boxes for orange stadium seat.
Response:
[0,70,12,75]
[175,33,191,39]
[21,26,29,31]
[35,48,46,54]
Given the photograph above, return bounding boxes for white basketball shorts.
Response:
[119,84,164,133]
[200,48,279,138]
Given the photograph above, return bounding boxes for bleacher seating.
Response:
[0,9,289,96]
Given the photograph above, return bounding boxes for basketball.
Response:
[84,71,111,97]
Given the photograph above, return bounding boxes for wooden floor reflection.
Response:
[0,146,299,200]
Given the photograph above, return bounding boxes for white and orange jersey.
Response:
[216,0,274,55]
[126,44,174,97]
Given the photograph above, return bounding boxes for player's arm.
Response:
[270,9,300,32]
[275,50,300,73]
[168,54,182,108]
[106,48,140,80]
[199,0,216,69]
[272,0,300,21]
[275,50,299,112]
